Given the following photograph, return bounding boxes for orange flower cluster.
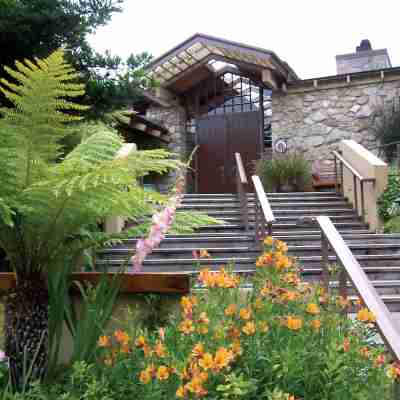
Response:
[356,308,376,323]
[387,362,400,380]
[286,316,303,331]
[198,267,240,288]
[256,237,294,271]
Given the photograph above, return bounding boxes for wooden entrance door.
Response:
[197,111,262,193]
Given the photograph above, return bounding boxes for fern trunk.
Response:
[4,277,49,390]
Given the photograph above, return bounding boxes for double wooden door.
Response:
[196,111,262,193]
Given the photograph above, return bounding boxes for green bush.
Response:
[255,153,312,192]
[372,103,400,161]
[378,169,400,222]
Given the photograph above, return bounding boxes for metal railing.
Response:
[317,216,400,374]
[332,151,375,222]
[235,153,249,232]
[252,175,275,245]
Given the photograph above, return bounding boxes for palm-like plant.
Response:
[0,50,209,388]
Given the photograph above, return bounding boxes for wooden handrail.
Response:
[235,153,248,184]
[316,215,400,362]
[332,151,375,222]
[252,175,275,244]
[234,153,249,231]
[332,151,367,181]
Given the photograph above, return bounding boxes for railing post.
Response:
[397,143,400,170]
[334,155,339,194]
[353,175,358,215]
[235,153,249,232]
[321,231,330,295]
[340,160,344,196]
[360,180,365,222]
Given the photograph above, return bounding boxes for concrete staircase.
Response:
[97,191,400,311]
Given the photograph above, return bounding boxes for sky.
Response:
[89,0,400,80]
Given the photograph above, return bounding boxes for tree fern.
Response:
[0,50,218,386]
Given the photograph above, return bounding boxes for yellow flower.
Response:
[357,308,376,323]
[336,295,350,309]
[135,335,146,348]
[280,290,299,302]
[230,339,243,356]
[259,321,269,333]
[97,335,110,348]
[242,321,256,336]
[104,356,113,366]
[275,240,288,253]
[198,312,210,324]
[359,347,370,358]
[176,385,186,398]
[120,344,130,354]
[214,347,233,370]
[310,319,321,331]
[254,297,263,310]
[227,326,241,339]
[282,272,300,286]
[154,340,167,358]
[139,369,152,384]
[224,304,237,316]
[197,324,209,334]
[179,319,195,335]
[114,329,130,345]
[286,316,303,331]
[186,377,207,396]
[192,343,205,358]
[199,353,214,370]
[275,254,293,270]
[306,303,320,315]
[156,365,170,381]
[264,236,274,246]
[239,307,252,320]
[199,249,210,258]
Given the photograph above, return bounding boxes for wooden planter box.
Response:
[0,272,191,294]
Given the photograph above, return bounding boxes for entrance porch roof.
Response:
[147,34,298,95]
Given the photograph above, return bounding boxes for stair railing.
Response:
[332,150,375,222]
[252,175,275,246]
[317,215,400,372]
[235,153,249,232]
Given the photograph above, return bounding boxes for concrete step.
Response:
[179,201,352,211]
[98,252,400,270]
[206,215,361,224]
[182,195,344,204]
[115,233,400,249]
[100,243,400,261]
[195,221,368,233]
[200,209,357,217]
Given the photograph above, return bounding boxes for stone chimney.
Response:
[336,39,392,74]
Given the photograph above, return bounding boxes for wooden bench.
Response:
[312,159,338,190]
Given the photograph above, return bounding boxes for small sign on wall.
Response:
[274,138,288,154]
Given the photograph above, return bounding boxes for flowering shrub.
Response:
[94,237,394,399]
[5,238,395,398]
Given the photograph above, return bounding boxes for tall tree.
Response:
[0,0,153,117]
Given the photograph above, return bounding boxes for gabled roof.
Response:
[147,33,298,93]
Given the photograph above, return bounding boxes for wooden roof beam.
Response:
[262,69,279,91]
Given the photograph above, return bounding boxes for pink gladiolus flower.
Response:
[0,350,6,362]
[131,179,184,273]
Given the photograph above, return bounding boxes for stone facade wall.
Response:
[146,105,187,192]
[271,79,400,163]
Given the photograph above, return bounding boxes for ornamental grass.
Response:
[89,237,396,399]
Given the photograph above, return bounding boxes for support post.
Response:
[321,232,330,295]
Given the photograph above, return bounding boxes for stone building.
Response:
[133,34,400,193]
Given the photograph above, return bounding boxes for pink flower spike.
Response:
[192,250,199,259]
